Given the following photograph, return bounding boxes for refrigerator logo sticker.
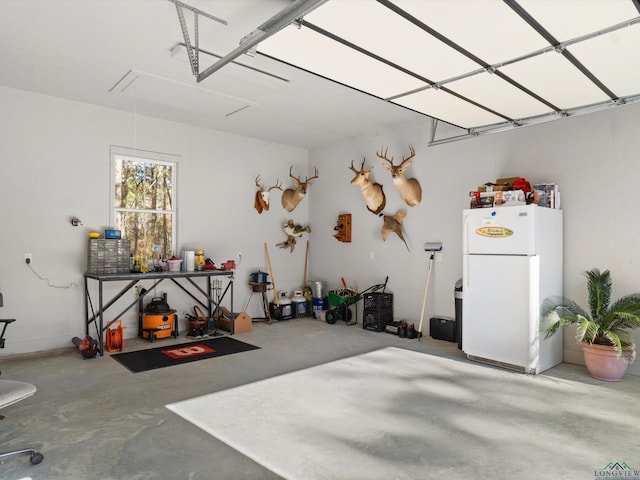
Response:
[475,227,513,238]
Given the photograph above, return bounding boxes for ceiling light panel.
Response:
[258,24,425,99]
[498,49,609,110]
[110,70,255,117]
[392,0,550,65]
[444,72,551,120]
[567,23,640,98]
[302,0,479,82]
[517,0,638,41]
[392,88,505,128]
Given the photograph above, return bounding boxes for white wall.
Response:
[0,86,308,354]
[2,85,640,376]
[308,104,640,376]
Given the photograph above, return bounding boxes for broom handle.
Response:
[417,253,434,340]
[265,242,279,306]
[304,240,309,286]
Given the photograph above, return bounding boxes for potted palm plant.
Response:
[541,268,640,381]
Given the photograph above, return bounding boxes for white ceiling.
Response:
[1,0,638,149]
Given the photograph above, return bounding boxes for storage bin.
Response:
[363,292,393,311]
[430,317,456,342]
[87,239,131,274]
[363,309,393,332]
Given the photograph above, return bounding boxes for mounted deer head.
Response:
[380,210,409,251]
[254,175,282,214]
[377,145,422,207]
[349,158,386,215]
[281,166,318,212]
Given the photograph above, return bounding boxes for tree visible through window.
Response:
[112,151,177,262]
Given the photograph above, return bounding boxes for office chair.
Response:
[0,319,44,465]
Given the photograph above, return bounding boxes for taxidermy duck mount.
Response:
[380,210,409,251]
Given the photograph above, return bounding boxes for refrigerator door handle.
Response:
[463,255,470,293]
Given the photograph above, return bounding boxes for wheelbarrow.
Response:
[325,277,388,325]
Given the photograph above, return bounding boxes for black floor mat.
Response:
[111,337,260,373]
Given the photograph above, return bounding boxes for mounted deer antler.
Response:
[281,166,319,212]
[377,145,422,207]
[254,175,282,214]
[349,158,386,215]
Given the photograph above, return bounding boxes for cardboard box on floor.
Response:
[217,307,252,334]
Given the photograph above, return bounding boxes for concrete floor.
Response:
[1,317,639,480]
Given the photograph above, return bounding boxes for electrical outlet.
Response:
[436,253,443,262]
[24,253,32,264]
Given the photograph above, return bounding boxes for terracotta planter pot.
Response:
[581,342,634,381]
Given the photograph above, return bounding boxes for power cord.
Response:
[26,261,81,289]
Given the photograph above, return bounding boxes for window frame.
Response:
[110,146,179,260]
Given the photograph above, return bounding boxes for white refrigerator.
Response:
[462,205,563,374]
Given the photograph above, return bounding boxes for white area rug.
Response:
[166,347,638,480]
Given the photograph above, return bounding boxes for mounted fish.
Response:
[380,210,410,251]
[281,166,318,212]
[254,176,282,214]
[349,157,386,215]
[378,145,422,207]
[284,219,311,237]
[276,220,311,253]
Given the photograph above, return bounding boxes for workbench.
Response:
[84,270,234,355]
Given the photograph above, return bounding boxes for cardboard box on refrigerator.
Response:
[496,177,520,189]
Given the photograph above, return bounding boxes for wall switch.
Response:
[436,253,443,262]
[369,251,375,260]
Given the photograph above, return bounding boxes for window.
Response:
[111,147,177,261]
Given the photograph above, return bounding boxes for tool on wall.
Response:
[417,242,443,341]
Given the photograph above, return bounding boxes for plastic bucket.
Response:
[168,259,182,272]
[312,297,328,319]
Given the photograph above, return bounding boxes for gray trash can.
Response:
[455,278,463,350]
